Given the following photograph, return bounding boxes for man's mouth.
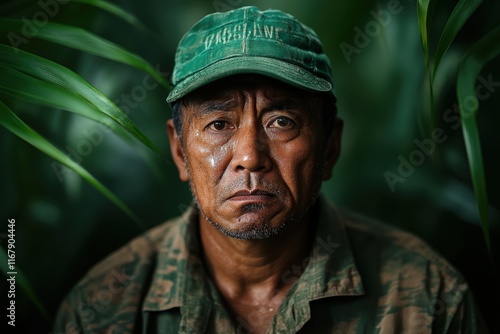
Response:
[228,189,275,202]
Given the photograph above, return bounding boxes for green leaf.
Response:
[433,0,484,79]
[0,247,50,322]
[0,64,134,144]
[425,0,437,37]
[73,0,149,32]
[0,44,162,156]
[0,100,143,225]
[417,0,437,132]
[456,25,500,253]
[0,18,171,90]
[417,0,432,62]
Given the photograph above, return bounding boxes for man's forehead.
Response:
[182,74,317,106]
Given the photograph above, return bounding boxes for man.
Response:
[54,6,487,333]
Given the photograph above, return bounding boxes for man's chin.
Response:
[210,223,289,240]
[204,214,296,240]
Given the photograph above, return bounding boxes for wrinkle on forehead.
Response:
[183,75,322,114]
[184,75,317,104]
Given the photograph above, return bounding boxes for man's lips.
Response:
[227,189,275,201]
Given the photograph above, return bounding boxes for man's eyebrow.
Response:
[264,98,306,112]
[194,100,237,115]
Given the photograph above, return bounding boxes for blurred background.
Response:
[0,0,499,332]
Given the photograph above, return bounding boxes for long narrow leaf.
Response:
[417,0,437,132]
[433,0,483,78]
[0,65,133,144]
[0,18,171,90]
[417,0,430,58]
[73,0,149,32]
[0,44,162,156]
[0,247,50,322]
[0,101,142,225]
[425,0,437,38]
[417,0,434,61]
[456,25,500,253]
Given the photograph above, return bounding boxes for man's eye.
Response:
[270,116,295,129]
[208,120,230,131]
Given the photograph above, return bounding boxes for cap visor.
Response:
[166,56,332,103]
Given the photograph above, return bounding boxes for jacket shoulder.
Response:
[84,216,183,280]
[54,214,187,333]
[340,209,464,280]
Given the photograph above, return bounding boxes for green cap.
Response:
[166,6,334,103]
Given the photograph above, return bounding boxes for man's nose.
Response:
[230,124,271,173]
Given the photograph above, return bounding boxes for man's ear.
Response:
[167,119,189,182]
[323,117,343,181]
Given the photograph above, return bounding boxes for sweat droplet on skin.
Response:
[205,144,230,169]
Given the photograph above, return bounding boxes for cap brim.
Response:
[166,56,332,103]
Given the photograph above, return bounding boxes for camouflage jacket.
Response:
[54,195,487,333]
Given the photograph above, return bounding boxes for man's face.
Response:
[168,75,341,239]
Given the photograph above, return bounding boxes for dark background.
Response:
[1,0,499,332]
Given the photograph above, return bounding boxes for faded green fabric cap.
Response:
[166,6,334,103]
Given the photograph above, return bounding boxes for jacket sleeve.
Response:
[53,290,86,334]
[448,289,489,333]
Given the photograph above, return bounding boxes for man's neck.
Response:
[198,205,318,301]
[197,202,320,333]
